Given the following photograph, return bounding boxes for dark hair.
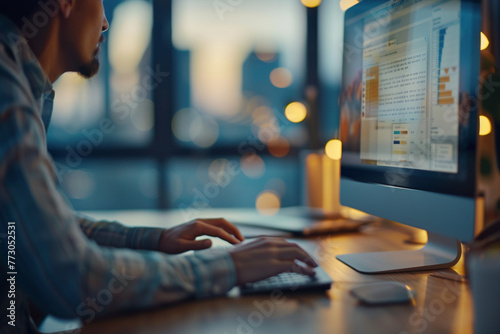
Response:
[0,1,54,27]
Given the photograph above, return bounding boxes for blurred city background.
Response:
[47,0,497,214]
[47,0,359,213]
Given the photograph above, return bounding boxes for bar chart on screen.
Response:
[432,25,460,107]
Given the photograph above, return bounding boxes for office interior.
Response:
[47,0,500,217]
[48,0,347,212]
[41,0,500,332]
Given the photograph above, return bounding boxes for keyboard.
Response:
[239,265,333,295]
[205,237,333,295]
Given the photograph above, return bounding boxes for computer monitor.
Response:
[337,0,482,273]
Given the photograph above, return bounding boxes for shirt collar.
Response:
[0,14,53,100]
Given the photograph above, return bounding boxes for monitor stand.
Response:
[336,231,462,274]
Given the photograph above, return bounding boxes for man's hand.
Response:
[158,218,245,254]
[228,238,318,285]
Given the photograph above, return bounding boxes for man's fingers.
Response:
[181,239,212,251]
[266,248,318,268]
[273,247,318,268]
[229,238,321,285]
[235,238,318,267]
[288,262,316,277]
[232,244,318,268]
[246,260,316,284]
[198,218,245,241]
[194,222,242,244]
[270,259,316,277]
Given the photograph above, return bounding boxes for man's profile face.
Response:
[64,0,109,78]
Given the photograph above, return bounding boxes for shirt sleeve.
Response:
[0,90,236,321]
[76,213,165,251]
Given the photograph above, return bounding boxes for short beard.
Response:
[77,35,105,79]
[77,55,100,79]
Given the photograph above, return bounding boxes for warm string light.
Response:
[481,32,490,51]
[339,0,359,11]
[301,0,322,8]
[325,139,342,160]
[256,191,281,216]
[479,115,492,136]
[285,102,307,123]
[270,68,293,88]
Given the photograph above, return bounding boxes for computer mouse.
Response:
[350,281,415,305]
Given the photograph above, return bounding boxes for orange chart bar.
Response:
[440,90,453,97]
[439,84,446,90]
[440,76,450,83]
[439,97,455,105]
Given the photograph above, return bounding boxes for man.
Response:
[0,0,317,333]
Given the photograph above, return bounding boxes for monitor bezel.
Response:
[340,0,481,198]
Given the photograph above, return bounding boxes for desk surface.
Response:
[45,209,473,334]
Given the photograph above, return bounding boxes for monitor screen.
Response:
[340,0,480,198]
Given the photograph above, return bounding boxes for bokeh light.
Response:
[479,115,492,136]
[189,116,219,148]
[258,129,279,144]
[256,51,277,63]
[63,170,95,200]
[252,106,274,126]
[267,137,290,158]
[270,68,293,88]
[301,0,322,8]
[325,139,342,160]
[339,0,359,11]
[172,108,220,147]
[240,154,265,178]
[256,191,281,216]
[253,106,280,144]
[172,108,197,142]
[131,100,154,131]
[481,32,490,51]
[208,159,231,185]
[285,102,307,123]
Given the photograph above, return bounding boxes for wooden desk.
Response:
[42,210,473,334]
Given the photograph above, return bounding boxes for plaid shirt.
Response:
[0,15,235,334]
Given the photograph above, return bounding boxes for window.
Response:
[47,0,346,212]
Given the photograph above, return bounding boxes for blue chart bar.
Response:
[438,29,447,75]
[438,28,447,100]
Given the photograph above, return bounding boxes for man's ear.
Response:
[57,0,76,19]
